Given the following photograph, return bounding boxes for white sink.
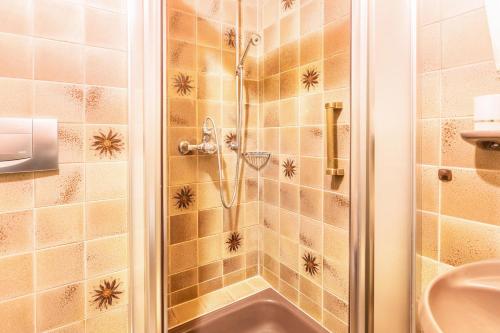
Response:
[419,260,500,333]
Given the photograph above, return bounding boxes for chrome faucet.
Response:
[178,121,217,155]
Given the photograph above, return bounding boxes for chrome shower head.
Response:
[249,33,261,46]
[238,33,261,68]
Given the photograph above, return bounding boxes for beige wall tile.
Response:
[280,41,299,72]
[35,204,84,248]
[299,292,322,322]
[0,210,33,256]
[86,199,127,239]
[58,124,84,163]
[35,39,84,83]
[279,127,299,155]
[417,72,441,119]
[441,216,500,266]
[300,1,323,36]
[264,23,279,53]
[440,0,484,19]
[85,7,127,50]
[280,69,299,99]
[169,40,197,71]
[34,0,84,43]
[0,253,33,301]
[86,270,128,316]
[0,295,34,333]
[323,191,350,230]
[0,173,33,213]
[418,23,441,73]
[420,166,439,212]
[280,263,299,288]
[86,235,128,277]
[300,186,323,221]
[169,98,197,127]
[324,224,348,263]
[169,268,198,293]
[85,125,128,161]
[86,0,126,12]
[324,53,349,90]
[441,168,500,226]
[442,9,492,69]
[324,16,350,58]
[418,0,441,25]
[420,119,440,165]
[0,78,33,117]
[300,216,323,252]
[197,18,220,48]
[441,61,500,117]
[36,243,84,290]
[85,47,127,87]
[0,0,32,35]
[324,290,348,322]
[323,310,348,333]
[85,306,128,333]
[0,33,32,79]
[323,256,348,300]
[35,164,84,207]
[280,236,299,270]
[48,321,85,333]
[324,0,350,24]
[168,10,196,42]
[416,211,439,259]
[35,81,84,123]
[300,93,324,125]
[170,212,198,244]
[300,157,323,188]
[280,11,299,45]
[198,261,222,283]
[300,126,324,157]
[85,86,127,124]
[169,240,198,274]
[86,162,127,201]
[280,209,299,240]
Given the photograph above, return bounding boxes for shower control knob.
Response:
[178,140,217,155]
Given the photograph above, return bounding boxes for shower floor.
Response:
[169,288,328,333]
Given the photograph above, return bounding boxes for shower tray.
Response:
[168,288,328,333]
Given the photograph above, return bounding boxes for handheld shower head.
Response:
[238,33,261,68]
[249,33,261,46]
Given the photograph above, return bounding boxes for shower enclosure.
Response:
[162,0,356,331]
[153,0,417,332]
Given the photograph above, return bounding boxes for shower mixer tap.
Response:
[178,124,217,155]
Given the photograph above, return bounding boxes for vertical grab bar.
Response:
[325,102,345,176]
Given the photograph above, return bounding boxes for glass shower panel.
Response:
[165,1,351,332]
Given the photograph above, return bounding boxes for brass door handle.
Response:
[325,102,344,176]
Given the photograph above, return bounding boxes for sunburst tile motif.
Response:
[91,129,124,158]
[282,158,297,179]
[282,0,295,11]
[301,68,320,91]
[224,132,237,149]
[173,186,195,210]
[226,232,242,253]
[302,252,319,276]
[224,27,236,48]
[92,279,123,310]
[172,72,194,96]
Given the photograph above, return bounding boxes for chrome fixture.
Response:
[242,151,271,170]
[178,124,217,155]
[0,118,58,174]
[177,32,261,209]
